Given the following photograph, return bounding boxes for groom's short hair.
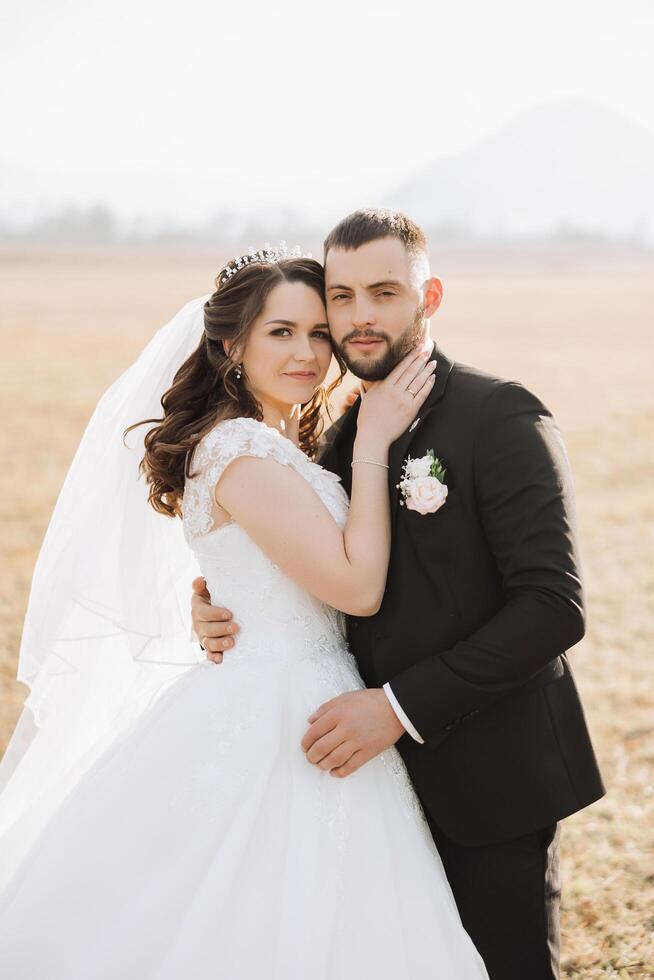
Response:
[323,208,428,263]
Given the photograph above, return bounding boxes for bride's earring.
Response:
[235,363,242,381]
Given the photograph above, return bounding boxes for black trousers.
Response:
[425,812,561,980]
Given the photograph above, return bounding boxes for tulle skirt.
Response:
[0,652,487,979]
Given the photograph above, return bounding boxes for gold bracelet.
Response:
[351,458,390,470]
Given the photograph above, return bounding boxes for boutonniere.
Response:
[397,450,448,515]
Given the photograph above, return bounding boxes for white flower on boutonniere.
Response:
[398,450,448,515]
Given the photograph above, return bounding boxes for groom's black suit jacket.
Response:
[319,345,605,847]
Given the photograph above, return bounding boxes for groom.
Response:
[191,209,605,979]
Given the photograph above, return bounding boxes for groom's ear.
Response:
[422,277,443,318]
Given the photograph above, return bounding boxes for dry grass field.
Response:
[1,244,653,977]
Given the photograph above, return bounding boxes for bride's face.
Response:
[239,281,332,410]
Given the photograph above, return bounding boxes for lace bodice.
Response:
[181,417,352,668]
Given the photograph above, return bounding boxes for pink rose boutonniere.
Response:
[398,450,448,515]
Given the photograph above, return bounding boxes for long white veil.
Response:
[0,296,209,885]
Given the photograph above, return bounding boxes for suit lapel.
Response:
[388,344,453,528]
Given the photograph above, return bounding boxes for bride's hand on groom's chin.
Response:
[300,689,405,778]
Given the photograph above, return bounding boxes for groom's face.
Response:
[324,237,434,382]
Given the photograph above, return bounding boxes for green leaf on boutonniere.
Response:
[426,449,446,483]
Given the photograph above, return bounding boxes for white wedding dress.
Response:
[0,417,487,980]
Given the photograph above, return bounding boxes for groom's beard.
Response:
[333,305,426,383]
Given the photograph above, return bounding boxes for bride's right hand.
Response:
[355,350,437,451]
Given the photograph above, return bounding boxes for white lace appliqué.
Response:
[182,416,348,541]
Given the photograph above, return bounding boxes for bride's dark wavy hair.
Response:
[125,257,346,519]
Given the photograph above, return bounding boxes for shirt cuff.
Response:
[382,682,425,744]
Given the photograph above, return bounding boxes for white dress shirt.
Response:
[382,682,424,744]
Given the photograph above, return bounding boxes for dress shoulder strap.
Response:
[183,417,303,539]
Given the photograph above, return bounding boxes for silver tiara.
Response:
[219,240,312,286]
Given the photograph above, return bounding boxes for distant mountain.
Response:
[388,100,654,244]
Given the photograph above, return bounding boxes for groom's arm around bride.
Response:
[318,349,605,847]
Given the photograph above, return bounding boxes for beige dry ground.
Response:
[1,244,653,977]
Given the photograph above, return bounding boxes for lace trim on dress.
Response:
[183,418,300,540]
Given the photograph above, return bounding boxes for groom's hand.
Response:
[340,386,361,414]
[190,577,240,664]
[301,689,405,777]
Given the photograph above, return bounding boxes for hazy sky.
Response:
[1,0,652,225]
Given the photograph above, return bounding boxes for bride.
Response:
[0,247,487,978]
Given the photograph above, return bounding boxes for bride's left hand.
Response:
[301,689,405,777]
